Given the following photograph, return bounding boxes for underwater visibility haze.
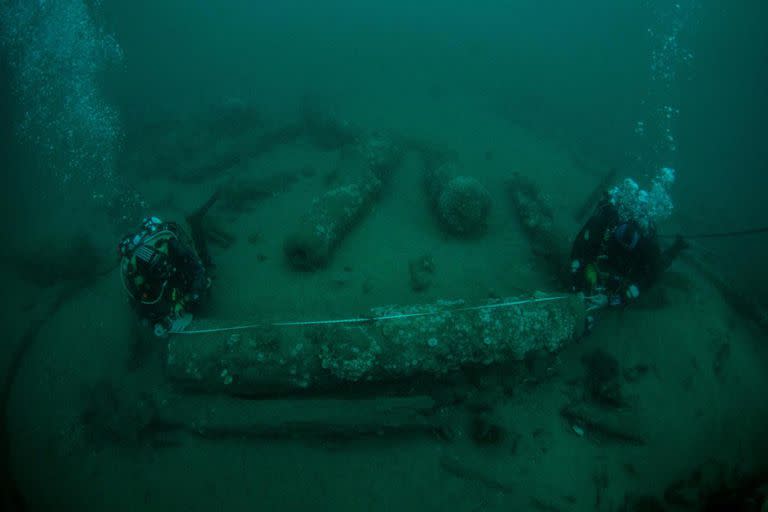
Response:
[0,1,767,510]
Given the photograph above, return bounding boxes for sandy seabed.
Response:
[4,100,767,511]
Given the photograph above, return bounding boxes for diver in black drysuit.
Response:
[119,191,219,336]
[570,197,688,307]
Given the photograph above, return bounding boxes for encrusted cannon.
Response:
[166,294,585,397]
[283,134,402,270]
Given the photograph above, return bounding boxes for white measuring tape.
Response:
[175,295,571,336]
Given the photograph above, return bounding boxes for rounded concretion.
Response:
[437,176,491,236]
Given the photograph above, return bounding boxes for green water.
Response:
[1,1,767,510]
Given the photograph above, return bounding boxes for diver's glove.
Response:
[585,293,609,311]
[609,294,623,307]
[153,312,194,337]
[169,313,193,333]
[606,284,639,307]
[625,284,640,301]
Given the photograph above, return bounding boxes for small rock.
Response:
[471,414,506,446]
[582,348,624,407]
[713,341,731,378]
[624,363,650,382]
[409,254,435,292]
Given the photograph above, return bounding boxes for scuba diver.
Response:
[118,191,219,336]
[570,168,688,309]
